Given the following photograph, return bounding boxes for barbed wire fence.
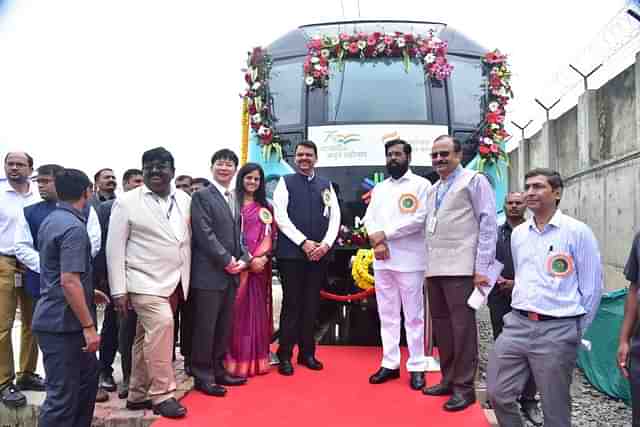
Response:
[507,4,640,151]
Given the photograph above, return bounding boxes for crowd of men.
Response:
[3,133,639,426]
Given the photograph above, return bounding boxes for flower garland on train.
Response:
[303,31,453,89]
[476,49,513,173]
[241,47,282,161]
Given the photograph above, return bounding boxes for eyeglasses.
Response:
[430,151,451,159]
[143,162,172,172]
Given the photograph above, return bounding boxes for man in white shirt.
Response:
[364,139,431,391]
[0,152,44,408]
[272,141,341,376]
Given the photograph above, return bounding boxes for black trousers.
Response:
[277,258,327,361]
[36,331,99,427]
[190,286,236,383]
[488,293,537,400]
[98,303,118,376]
[117,309,137,384]
[173,295,193,361]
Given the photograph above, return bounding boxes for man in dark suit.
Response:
[93,168,144,399]
[190,149,250,397]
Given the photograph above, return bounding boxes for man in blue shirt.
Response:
[32,168,109,427]
[487,168,603,427]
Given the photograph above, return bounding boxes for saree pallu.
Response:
[225,202,274,377]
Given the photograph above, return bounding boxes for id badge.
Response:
[14,273,23,288]
[427,216,437,234]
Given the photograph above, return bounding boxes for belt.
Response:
[515,309,582,322]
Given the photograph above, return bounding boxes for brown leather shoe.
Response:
[95,388,110,403]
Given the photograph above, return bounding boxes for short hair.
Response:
[142,147,175,169]
[295,140,318,156]
[210,149,239,167]
[384,138,412,156]
[36,164,64,177]
[55,169,92,202]
[524,168,564,190]
[94,168,114,182]
[122,168,143,184]
[4,152,34,168]
[175,174,193,183]
[192,177,212,187]
[433,135,462,153]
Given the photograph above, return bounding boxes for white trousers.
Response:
[374,269,427,372]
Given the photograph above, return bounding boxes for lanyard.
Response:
[434,168,461,212]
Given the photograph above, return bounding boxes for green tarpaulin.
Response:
[577,288,631,405]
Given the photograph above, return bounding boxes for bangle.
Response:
[82,323,94,329]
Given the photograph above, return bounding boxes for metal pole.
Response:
[511,119,533,141]
[534,98,561,122]
[568,63,603,91]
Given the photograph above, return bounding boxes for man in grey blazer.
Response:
[107,148,191,419]
[190,149,250,397]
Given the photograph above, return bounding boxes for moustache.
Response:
[434,160,448,166]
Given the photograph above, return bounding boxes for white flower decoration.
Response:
[397,38,406,48]
[305,76,315,86]
[357,40,367,50]
[311,56,320,64]
[424,53,436,64]
[488,102,499,112]
[321,49,330,58]
[251,113,262,124]
[483,137,493,145]
[314,64,323,71]
[251,82,261,91]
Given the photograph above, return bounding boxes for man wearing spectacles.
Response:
[422,135,497,412]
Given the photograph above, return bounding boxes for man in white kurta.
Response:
[363,139,431,390]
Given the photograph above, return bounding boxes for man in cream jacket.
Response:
[107,147,191,419]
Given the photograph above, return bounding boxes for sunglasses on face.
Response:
[430,151,451,159]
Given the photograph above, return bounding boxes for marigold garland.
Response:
[352,249,374,290]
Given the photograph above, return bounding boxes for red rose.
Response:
[490,144,499,154]
[349,42,359,54]
[479,145,490,155]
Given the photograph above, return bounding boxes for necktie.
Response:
[225,191,235,218]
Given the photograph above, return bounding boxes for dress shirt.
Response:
[14,205,102,273]
[143,185,185,238]
[363,170,431,272]
[436,165,497,276]
[510,209,603,332]
[211,180,235,216]
[272,173,340,248]
[0,180,41,255]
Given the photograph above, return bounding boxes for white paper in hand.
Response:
[467,260,504,310]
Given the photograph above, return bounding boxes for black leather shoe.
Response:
[194,379,227,397]
[368,367,400,384]
[297,356,323,370]
[443,394,476,412]
[422,383,453,396]
[520,399,543,426]
[0,383,26,408]
[16,373,45,392]
[126,399,152,410]
[118,382,129,399]
[99,373,117,392]
[278,360,294,376]
[153,398,187,418]
[215,374,247,386]
[409,372,425,390]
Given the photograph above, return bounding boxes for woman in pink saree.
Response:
[225,163,275,377]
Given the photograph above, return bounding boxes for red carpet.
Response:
[153,346,489,427]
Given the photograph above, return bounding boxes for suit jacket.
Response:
[106,186,191,298]
[190,185,249,291]
[92,199,115,293]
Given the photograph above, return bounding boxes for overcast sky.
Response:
[0,0,630,180]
